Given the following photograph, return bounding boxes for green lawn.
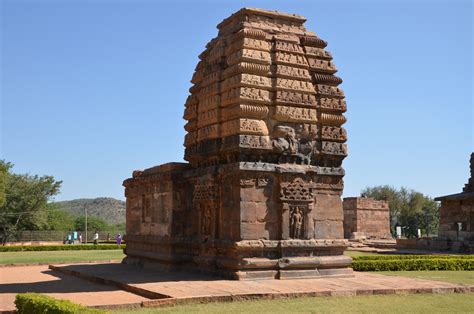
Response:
[344,250,378,257]
[114,294,474,314]
[0,249,125,264]
[378,270,474,285]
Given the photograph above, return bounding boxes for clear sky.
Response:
[1,0,472,201]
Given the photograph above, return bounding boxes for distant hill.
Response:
[54,197,125,225]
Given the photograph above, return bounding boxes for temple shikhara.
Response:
[123,8,351,279]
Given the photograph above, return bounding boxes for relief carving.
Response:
[208,46,225,64]
[197,123,220,141]
[280,177,313,201]
[274,52,309,68]
[201,71,222,87]
[221,73,272,91]
[273,105,317,123]
[307,58,337,74]
[275,91,317,107]
[200,204,212,236]
[315,85,345,98]
[221,118,269,137]
[275,78,316,93]
[197,108,220,128]
[321,126,347,141]
[240,176,256,187]
[227,49,271,66]
[221,87,272,106]
[290,206,304,239]
[238,135,272,149]
[198,82,220,98]
[193,183,219,201]
[227,37,271,55]
[317,98,347,112]
[272,125,318,165]
[273,65,311,81]
[303,46,332,59]
[321,141,348,156]
[274,41,305,54]
[198,95,221,113]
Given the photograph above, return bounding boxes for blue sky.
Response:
[1,0,472,201]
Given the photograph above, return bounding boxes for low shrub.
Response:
[353,254,474,261]
[15,293,106,314]
[0,244,125,252]
[352,257,474,271]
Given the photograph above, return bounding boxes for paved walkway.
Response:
[51,263,473,307]
[0,265,147,312]
[1,262,473,311]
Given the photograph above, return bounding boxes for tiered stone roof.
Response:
[183,8,347,170]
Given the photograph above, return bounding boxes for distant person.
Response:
[116,233,122,245]
[107,233,111,241]
[67,233,72,244]
[78,233,83,244]
[93,231,99,245]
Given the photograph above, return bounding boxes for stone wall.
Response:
[343,197,391,239]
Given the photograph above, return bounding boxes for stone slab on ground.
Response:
[50,262,473,307]
[0,265,148,312]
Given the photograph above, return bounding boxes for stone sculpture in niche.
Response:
[290,206,304,239]
[123,8,352,280]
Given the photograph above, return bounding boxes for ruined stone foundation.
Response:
[123,8,352,280]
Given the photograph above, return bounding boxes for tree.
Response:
[361,185,439,238]
[0,162,62,244]
[74,216,109,233]
[0,161,12,207]
[43,203,75,231]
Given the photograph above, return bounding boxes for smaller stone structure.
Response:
[343,197,391,240]
[433,153,474,250]
[398,153,474,253]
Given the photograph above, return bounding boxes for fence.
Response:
[6,230,126,243]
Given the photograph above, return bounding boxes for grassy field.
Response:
[344,250,377,257]
[0,249,125,264]
[0,249,370,265]
[114,294,474,314]
[378,270,474,285]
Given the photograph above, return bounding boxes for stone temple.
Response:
[398,153,474,253]
[123,8,351,279]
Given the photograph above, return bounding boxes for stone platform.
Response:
[48,262,473,308]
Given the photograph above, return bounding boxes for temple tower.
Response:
[123,8,352,279]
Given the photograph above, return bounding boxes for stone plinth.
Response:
[123,8,351,279]
[343,197,391,240]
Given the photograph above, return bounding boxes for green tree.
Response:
[0,162,62,244]
[74,216,109,233]
[0,161,12,207]
[361,185,439,238]
[43,203,75,231]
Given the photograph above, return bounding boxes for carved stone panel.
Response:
[280,177,313,202]
[221,118,269,137]
[274,105,317,123]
